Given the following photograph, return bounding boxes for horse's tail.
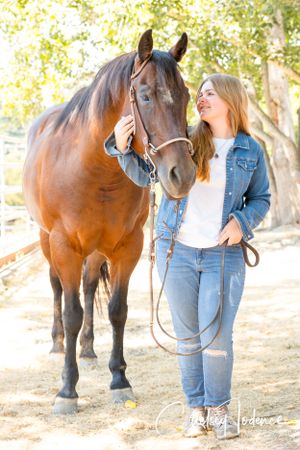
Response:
[94,261,111,316]
[100,261,111,299]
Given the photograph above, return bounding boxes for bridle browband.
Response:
[129,55,194,164]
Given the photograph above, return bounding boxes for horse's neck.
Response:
[85,92,128,164]
[76,108,126,180]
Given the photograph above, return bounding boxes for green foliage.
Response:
[0,0,299,128]
[5,193,24,206]
[2,149,24,206]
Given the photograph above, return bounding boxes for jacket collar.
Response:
[232,131,250,150]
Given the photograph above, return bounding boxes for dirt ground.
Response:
[0,225,300,450]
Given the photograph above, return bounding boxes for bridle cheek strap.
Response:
[129,56,194,164]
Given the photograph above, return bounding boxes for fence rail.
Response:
[0,135,39,261]
[0,240,40,270]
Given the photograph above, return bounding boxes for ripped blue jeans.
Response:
[156,239,246,407]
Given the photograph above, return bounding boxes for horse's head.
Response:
[123,30,196,199]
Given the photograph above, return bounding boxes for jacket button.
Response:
[229,192,232,195]
[179,210,183,214]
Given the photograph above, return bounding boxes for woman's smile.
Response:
[199,106,211,113]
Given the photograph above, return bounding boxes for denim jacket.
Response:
[104,131,271,242]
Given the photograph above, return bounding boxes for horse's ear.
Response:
[169,33,188,62]
[138,29,153,62]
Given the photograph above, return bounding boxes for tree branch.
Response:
[249,94,300,172]
[250,126,274,147]
[218,34,300,84]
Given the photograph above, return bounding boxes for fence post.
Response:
[0,139,5,241]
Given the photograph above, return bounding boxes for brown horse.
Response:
[23,29,196,414]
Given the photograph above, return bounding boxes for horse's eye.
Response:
[141,94,150,102]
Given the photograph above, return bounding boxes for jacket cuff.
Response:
[229,211,254,241]
[104,131,134,157]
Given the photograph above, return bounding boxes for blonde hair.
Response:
[190,74,251,181]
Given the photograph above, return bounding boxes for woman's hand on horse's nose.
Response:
[114,115,134,152]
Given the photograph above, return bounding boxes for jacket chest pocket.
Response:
[235,158,257,193]
[236,159,257,171]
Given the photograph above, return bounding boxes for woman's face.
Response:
[196,80,229,124]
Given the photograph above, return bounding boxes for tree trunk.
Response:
[264,9,300,224]
[247,78,280,227]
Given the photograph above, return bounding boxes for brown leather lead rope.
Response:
[149,187,226,356]
[148,181,260,356]
[240,240,260,267]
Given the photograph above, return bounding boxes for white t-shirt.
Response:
[176,137,234,248]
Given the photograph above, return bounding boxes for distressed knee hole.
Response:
[203,349,227,358]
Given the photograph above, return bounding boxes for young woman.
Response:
[105,74,271,440]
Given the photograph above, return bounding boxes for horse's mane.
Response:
[54,50,181,132]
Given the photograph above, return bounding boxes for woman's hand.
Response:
[114,115,134,152]
[219,217,243,246]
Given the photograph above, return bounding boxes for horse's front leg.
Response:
[108,229,144,403]
[49,229,84,414]
[79,251,106,366]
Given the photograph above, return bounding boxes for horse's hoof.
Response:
[79,357,98,369]
[111,387,136,404]
[53,397,78,415]
[50,343,65,354]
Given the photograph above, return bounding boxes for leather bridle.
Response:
[129,55,194,168]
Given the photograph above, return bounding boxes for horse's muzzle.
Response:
[159,160,196,199]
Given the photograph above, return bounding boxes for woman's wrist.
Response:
[114,115,134,153]
[115,143,127,153]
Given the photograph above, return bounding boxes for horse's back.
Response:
[27,104,64,149]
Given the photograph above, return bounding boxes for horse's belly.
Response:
[23,160,49,232]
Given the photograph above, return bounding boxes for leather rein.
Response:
[129,55,260,357]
